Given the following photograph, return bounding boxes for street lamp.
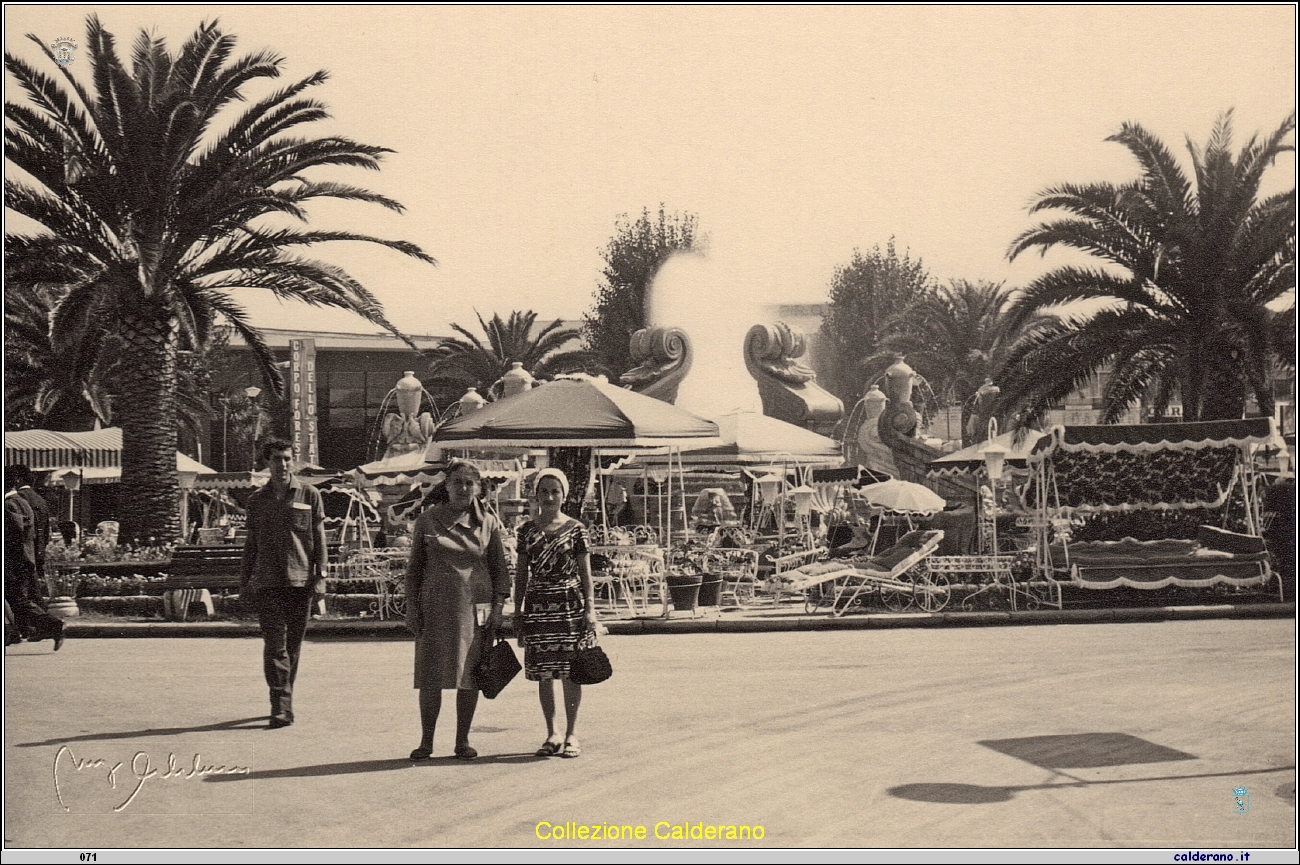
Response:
[220,383,265,472]
[245,386,263,469]
[982,418,1006,556]
[61,468,82,525]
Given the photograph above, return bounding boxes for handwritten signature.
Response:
[53,745,250,812]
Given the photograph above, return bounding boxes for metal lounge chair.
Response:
[765,546,828,606]
[778,530,947,616]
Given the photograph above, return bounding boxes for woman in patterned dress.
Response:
[515,468,598,758]
[405,460,510,761]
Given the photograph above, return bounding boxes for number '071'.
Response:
[80,855,97,862]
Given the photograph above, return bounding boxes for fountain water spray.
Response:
[645,251,762,418]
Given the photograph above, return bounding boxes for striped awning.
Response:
[4,428,123,470]
[6,428,215,476]
[48,452,219,486]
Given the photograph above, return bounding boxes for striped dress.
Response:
[516,519,596,681]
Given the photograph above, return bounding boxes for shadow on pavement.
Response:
[16,717,269,748]
[204,752,549,782]
[978,732,1197,768]
[889,765,1296,804]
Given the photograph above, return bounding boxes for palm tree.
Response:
[5,17,433,541]
[1000,111,1295,427]
[6,281,225,439]
[4,283,112,431]
[869,280,1051,443]
[427,310,591,402]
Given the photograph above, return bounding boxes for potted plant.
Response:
[696,548,724,607]
[42,540,83,617]
[45,563,81,618]
[665,572,703,611]
[665,547,707,612]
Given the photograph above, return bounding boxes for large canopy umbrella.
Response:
[5,427,196,472]
[437,377,720,569]
[434,376,720,449]
[667,411,842,466]
[856,479,947,517]
[353,450,444,487]
[45,451,217,485]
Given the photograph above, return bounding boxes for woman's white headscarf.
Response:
[533,467,570,501]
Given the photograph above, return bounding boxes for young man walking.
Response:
[4,468,64,649]
[240,438,328,728]
[12,465,51,586]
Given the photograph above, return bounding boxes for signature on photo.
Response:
[53,745,250,813]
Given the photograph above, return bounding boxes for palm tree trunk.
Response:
[1200,361,1248,420]
[1184,349,1248,421]
[115,307,181,544]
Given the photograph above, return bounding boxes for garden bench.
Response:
[162,543,346,620]
[161,546,245,620]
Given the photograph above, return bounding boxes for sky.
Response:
[4,5,1296,340]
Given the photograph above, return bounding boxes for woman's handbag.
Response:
[476,631,521,699]
[569,630,613,685]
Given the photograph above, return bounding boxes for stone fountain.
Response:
[371,371,439,463]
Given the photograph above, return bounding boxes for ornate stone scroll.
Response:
[743,322,843,435]
[620,326,693,404]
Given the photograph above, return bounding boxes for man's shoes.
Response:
[53,630,64,652]
[268,714,293,729]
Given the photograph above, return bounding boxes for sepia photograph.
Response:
[3,5,1296,860]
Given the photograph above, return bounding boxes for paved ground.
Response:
[4,619,1295,851]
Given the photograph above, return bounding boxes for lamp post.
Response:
[62,468,82,524]
[245,385,262,469]
[178,469,198,543]
[221,395,229,473]
[982,417,1007,556]
[220,383,264,472]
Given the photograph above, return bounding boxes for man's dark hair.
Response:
[259,437,294,461]
[9,464,33,488]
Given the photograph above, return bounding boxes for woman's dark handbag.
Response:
[476,633,521,699]
[569,644,613,685]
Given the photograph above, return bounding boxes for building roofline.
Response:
[224,327,444,351]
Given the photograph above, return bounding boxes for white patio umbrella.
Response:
[856,479,946,516]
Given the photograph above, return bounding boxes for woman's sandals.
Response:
[536,736,564,757]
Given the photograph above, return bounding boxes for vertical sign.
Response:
[289,338,319,467]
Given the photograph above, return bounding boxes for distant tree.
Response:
[1001,111,1296,425]
[819,239,936,406]
[583,207,703,377]
[427,310,591,401]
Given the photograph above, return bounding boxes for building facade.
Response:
[208,329,440,471]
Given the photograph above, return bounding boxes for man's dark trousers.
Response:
[257,586,313,721]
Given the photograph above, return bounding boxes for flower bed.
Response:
[76,596,166,617]
[76,574,169,598]
[325,577,394,596]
